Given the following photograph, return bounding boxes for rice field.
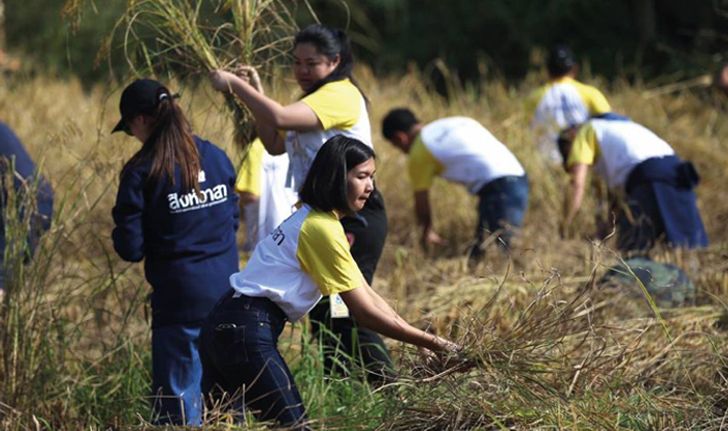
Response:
[0,65,727,429]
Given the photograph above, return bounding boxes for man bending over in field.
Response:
[558,113,708,252]
[382,108,528,260]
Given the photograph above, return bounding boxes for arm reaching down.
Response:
[561,163,589,237]
[340,282,459,353]
[414,190,446,248]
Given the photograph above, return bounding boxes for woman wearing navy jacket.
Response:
[111,79,239,426]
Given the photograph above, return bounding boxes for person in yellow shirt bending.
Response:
[526,44,611,164]
[558,113,708,252]
[382,108,528,260]
[200,136,460,429]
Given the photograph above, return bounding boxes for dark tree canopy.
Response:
[5,0,728,84]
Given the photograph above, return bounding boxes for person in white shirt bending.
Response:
[382,108,529,260]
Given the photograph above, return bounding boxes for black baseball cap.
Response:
[111,78,169,134]
[547,44,576,77]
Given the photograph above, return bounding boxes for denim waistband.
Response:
[625,155,698,195]
[218,289,288,323]
[477,174,528,196]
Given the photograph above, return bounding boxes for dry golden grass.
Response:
[0,65,726,429]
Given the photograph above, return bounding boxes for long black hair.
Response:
[294,24,368,101]
[299,135,375,213]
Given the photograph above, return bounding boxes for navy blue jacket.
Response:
[112,136,239,327]
[0,122,54,258]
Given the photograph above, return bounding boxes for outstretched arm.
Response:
[340,282,459,353]
[210,69,321,154]
[414,190,445,248]
[561,163,589,237]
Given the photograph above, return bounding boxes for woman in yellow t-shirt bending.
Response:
[210,24,392,382]
[200,136,459,429]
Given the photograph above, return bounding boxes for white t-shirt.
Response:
[409,117,525,194]
[230,204,363,322]
[567,119,675,189]
[526,77,611,163]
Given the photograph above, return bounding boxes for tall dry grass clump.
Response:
[0,74,153,429]
[106,0,305,147]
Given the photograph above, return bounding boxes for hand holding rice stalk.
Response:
[109,0,303,149]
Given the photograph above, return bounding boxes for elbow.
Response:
[263,140,286,155]
[268,115,286,130]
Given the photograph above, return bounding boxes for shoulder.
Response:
[571,79,608,98]
[0,122,14,136]
[303,79,362,105]
[318,79,360,95]
[119,159,147,184]
[194,135,220,155]
[195,135,233,164]
[0,122,24,153]
[300,210,342,238]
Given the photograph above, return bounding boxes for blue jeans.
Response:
[200,291,307,429]
[472,175,529,258]
[151,323,203,425]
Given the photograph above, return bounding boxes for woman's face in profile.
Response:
[346,158,375,212]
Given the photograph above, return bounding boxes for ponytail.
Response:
[121,87,201,193]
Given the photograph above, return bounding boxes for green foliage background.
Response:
[5,0,728,83]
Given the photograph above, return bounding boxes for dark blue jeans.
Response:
[472,175,529,259]
[200,291,307,429]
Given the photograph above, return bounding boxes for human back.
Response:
[417,116,524,194]
[111,80,239,325]
[570,118,674,189]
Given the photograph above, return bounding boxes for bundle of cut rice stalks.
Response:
[67,0,309,149]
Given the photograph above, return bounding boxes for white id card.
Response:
[329,293,350,318]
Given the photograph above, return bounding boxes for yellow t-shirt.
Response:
[300,80,362,131]
[235,138,265,195]
[407,117,525,194]
[285,79,372,189]
[566,119,674,189]
[526,76,611,118]
[407,136,444,192]
[566,122,600,167]
[296,210,362,295]
[229,204,362,321]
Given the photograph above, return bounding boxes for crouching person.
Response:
[381,108,528,260]
[558,113,708,251]
[200,136,460,429]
